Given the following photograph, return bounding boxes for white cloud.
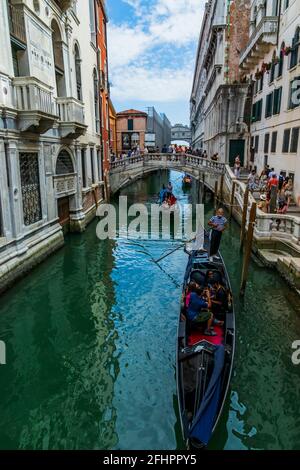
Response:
[108,0,204,108]
[111,66,194,102]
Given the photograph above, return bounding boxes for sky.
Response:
[106,0,205,126]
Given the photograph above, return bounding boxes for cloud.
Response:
[107,0,204,118]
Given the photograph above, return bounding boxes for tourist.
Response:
[159,184,167,204]
[208,208,228,261]
[162,144,168,154]
[278,171,285,191]
[186,286,217,336]
[203,150,208,158]
[144,146,149,156]
[283,178,293,206]
[234,155,241,178]
[211,280,228,318]
[168,144,173,154]
[258,194,269,213]
[247,169,257,192]
[167,181,173,193]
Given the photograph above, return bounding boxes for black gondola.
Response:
[176,229,235,449]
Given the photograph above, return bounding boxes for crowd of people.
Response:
[246,166,294,215]
[183,270,228,337]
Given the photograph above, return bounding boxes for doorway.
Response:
[57,197,70,233]
[229,140,245,167]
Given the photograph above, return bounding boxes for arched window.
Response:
[93,69,100,133]
[74,43,82,101]
[56,151,74,175]
[290,27,300,69]
[51,19,66,97]
[277,42,285,78]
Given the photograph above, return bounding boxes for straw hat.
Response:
[260,194,267,201]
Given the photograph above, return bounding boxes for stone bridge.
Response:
[109,153,225,194]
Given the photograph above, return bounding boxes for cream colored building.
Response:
[191,0,251,166]
[0,0,104,292]
[240,0,300,203]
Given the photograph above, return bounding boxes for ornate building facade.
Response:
[240,0,300,203]
[0,0,108,292]
[190,0,251,165]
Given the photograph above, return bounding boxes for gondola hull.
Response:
[176,232,235,449]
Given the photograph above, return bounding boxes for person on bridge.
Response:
[162,144,168,154]
[208,208,228,261]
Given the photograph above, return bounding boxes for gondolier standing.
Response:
[208,208,228,261]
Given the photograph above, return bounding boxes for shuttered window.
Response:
[282,129,291,153]
[265,92,273,118]
[290,127,300,153]
[264,133,270,153]
[273,87,282,115]
[271,132,277,153]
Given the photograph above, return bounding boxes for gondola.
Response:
[176,228,235,449]
[182,175,192,187]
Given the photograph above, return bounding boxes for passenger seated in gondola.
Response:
[186,284,218,337]
[211,280,228,320]
[205,270,222,288]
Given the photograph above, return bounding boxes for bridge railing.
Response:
[110,153,226,174]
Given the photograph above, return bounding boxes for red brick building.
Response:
[116,109,148,155]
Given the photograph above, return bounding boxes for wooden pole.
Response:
[219,174,224,203]
[240,187,249,250]
[229,181,236,220]
[214,180,219,209]
[240,202,257,296]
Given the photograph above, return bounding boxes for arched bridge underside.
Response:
[109,154,225,194]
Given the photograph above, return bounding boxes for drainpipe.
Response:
[276,0,282,46]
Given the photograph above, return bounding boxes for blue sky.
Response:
[106,0,205,125]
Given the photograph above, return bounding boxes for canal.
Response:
[0,171,300,450]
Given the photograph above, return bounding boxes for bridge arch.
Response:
[109,153,224,195]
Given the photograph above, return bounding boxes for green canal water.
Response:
[0,171,300,450]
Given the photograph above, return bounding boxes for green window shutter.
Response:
[273,87,282,115]
[282,129,291,153]
[271,132,277,153]
[264,133,270,153]
[290,127,300,153]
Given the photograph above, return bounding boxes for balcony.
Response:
[53,0,73,12]
[13,77,58,133]
[8,2,26,45]
[53,173,77,198]
[56,97,87,139]
[240,17,278,69]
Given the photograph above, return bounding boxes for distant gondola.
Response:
[176,229,235,449]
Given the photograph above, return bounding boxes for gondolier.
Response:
[208,209,228,261]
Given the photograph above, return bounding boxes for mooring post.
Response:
[219,174,224,203]
[240,202,257,296]
[240,187,249,250]
[229,181,236,220]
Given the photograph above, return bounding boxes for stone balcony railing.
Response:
[53,0,73,12]
[13,76,57,133]
[55,97,87,139]
[239,16,278,67]
[53,173,77,198]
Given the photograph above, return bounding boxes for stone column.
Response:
[69,144,85,232]
[0,140,13,239]
[43,142,57,222]
[6,141,27,252]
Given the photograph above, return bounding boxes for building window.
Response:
[97,149,102,181]
[81,149,87,187]
[289,77,300,109]
[51,19,66,97]
[273,87,282,114]
[93,69,100,133]
[19,153,42,226]
[290,128,300,153]
[290,28,300,69]
[74,43,82,101]
[277,44,285,78]
[252,99,262,122]
[265,92,273,118]
[283,0,289,12]
[264,133,270,153]
[128,119,134,131]
[56,150,74,175]
[254,135,259,153]
[90,148,95,183]
[271,132,277,153]
[282,129,291,153]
